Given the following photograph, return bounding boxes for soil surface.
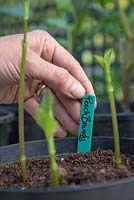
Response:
[0,149,134,189]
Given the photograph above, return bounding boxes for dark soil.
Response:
[0,149,134,189]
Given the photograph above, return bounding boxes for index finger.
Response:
[53,44,95,96]
[40,31,95,96]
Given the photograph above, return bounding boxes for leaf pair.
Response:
[95,49,114,68]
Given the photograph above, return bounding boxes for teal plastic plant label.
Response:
[77,94,96,154]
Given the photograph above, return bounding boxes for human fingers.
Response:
[26,50,85,99]
[24,96,67,138]
[35,87,79,135]
[52,44,95,95]
[0,31,94,97]
[55,91,81,123]
[54,121,67,138]
[32,30,95,95]
[52,92,79,135]
[27,30,95,95]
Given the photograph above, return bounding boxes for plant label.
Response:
[77,94,96,153]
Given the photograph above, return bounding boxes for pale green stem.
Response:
[116,0,133,110]
[48,139,59,187]
[105,68,121,168]
[51,155,59,187]
[18,0,29,181]
[117,0,132,40]
[70,0,89,54]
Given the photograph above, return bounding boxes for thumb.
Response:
[26,50,85,99]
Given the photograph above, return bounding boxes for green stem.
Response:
[116,0,134,111]
[106,69,121,168]
[18,0,29,181]
[109,92,121,167]
[70,0,89,54]
[48,139,59,187]
[117,0,132,40]
[51,155,59,187]
[122,63,131,112]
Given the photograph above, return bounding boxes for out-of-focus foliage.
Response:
[0,0,134,102]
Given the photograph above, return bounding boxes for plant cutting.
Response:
[18,0,29,180]
[95,49,121,168]
[36,89,59,187]
[79,1,134,140]
[92,1,134,138]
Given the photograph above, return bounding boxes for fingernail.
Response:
[70,82,85,98]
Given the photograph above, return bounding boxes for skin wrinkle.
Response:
[54,121,66,138]
[24,96,39,119]
[63,60,92,94]
[25,50,36,80]
[28,31,44,56]
[0,88,8,102]
[52,43,95,95]
[25,51,54,81]
[9,85,19,103]
[7,54,21,83]
[41,37,51,61]
[53,93,78,135]
[54,68,70,90]
[51,43,57,64]
[24,80,39,100]
[55,91,80,123]
[41,33,56,63]
[0,58,18,84]
[25,51,79,99]
[0,40,21,84]
[0,85,18,103]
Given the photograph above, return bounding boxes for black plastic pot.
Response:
[93,101,134,138]
[0,104,44,144]
[0,137,134,200]
[0,108,15,146]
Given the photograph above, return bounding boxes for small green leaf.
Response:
[104,49,114,67]
[36,88,57,138]
[95,49,115,69]
[94,55,106,68]
[36,107,57,138]
[40,89,53,116]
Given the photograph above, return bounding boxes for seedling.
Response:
[95,49,121,168]
[36,89,59,187]
[18,0,29,181]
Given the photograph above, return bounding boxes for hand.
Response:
[0,30,95,137]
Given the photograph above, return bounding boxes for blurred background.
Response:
[0,0,134,144]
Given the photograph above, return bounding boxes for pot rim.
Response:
[94,112,134,120]
[0,176,134,193]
